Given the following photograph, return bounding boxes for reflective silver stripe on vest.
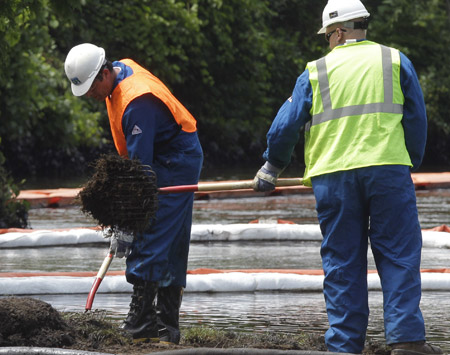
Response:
[381,45,393,104]
[306,44,403,132]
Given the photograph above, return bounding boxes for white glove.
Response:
[252,162,283,192]
[109,231,134,258]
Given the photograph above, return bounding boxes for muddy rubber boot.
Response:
[120,281,159,343]
[391,341,443,355]
[157,286,183,344]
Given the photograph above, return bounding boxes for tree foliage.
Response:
[365,0,450,165]
[0,0,107,177]
[0,138,29,228]
[0,0,449,181]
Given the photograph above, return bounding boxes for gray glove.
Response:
[252,162,283,192]
[109,231,134,258]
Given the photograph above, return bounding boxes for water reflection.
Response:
[193,189,450,228]
[28,206,97,230]
[193,194,318,225]
[27,189,450,228]
[3,242,447,273]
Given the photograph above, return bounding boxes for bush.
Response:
[0,141,29,229]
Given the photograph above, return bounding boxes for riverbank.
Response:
[0,297,390,355]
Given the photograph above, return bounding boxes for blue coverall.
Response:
[112,62,203,288]
[262,43,427,352]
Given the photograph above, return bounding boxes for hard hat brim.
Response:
[71,74,97,97]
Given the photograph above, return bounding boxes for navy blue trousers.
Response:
[126,132,203,288]
[312,165,425,353]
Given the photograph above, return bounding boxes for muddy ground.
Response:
[0,297,390,355]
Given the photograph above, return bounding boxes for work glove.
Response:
[252,162,283,192]
[109,231,134,258]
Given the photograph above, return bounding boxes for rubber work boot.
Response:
[156,286,183,344]
[391,341,443,355]
[120,281,159,343]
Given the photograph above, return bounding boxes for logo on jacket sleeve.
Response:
[132,125,143,135]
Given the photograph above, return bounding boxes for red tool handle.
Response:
[158,177,303,194]
[85,252,114,311]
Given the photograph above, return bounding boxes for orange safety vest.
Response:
[105,59,197,157]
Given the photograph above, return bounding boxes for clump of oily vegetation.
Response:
[78,154,158,236]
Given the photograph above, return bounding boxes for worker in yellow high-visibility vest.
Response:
[253,1,442,354]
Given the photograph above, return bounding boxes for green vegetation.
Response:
[0,1,449,227]
[0,0,107,179]
[0,139,29,229]
[182,325,329,351]
[63,313,389,354]
[2,0,449,177]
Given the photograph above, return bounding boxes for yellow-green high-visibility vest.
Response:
[303,40,412,186]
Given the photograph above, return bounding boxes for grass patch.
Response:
[62,310,131,349]
[182,326,390,354]
[182,326,327,351]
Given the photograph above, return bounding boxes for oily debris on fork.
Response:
[78,154,158,236]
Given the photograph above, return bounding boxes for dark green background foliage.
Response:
[1,0,449,180]
[0,139,29,228]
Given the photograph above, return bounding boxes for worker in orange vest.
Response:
[65,43,203,344]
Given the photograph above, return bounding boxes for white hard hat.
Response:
[64,43,106,96]
[318,0,370,34]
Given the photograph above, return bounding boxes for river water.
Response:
[10,188,450,351]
